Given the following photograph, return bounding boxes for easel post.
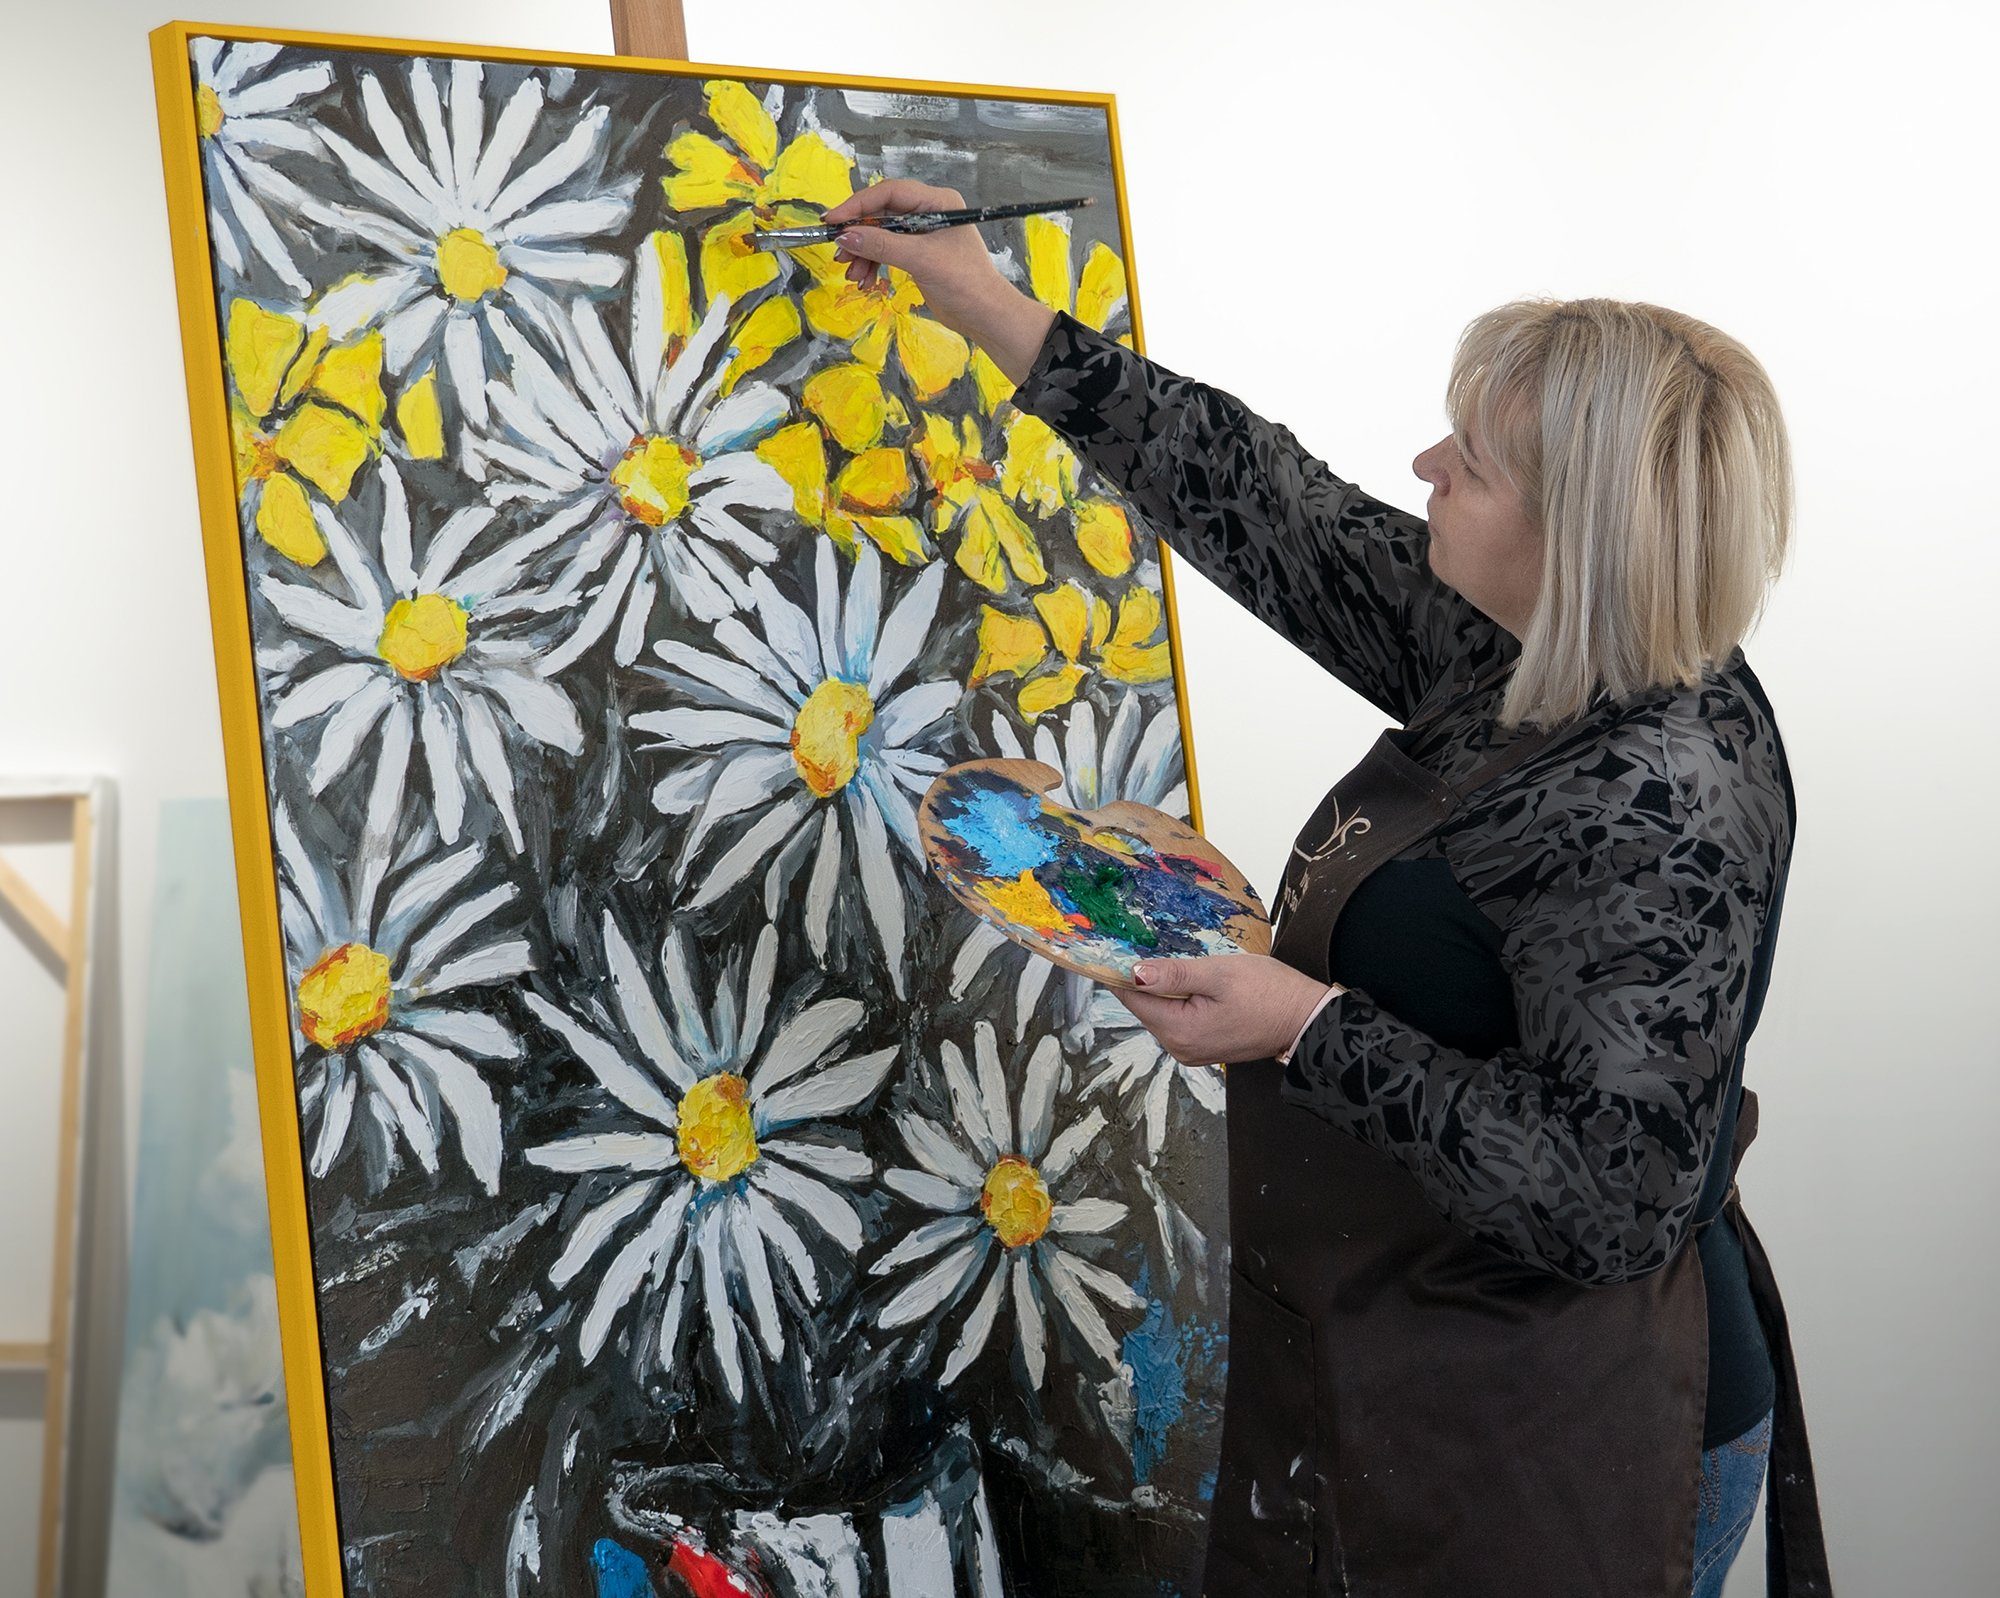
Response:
[609,0,689,60]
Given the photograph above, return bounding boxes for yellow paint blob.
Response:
[790,679,875,798]
[677,1072,759,1181]
[296,942,391,1049]
[378,593,469,681]
[196,84,225,139]
[976,870,1077,939]
[981,1155,1052,1248]
[435,226,508,302]
[611,436,698,526]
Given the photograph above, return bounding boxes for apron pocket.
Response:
[1204,1267,1318,1597]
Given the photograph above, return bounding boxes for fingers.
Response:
[822,179,965,226]
[1130,956,1217,998]
[831,223,918,270]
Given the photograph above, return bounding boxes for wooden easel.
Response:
[0,777,111,1598]
[609,0,688,61]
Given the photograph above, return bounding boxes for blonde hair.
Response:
[1445,297,1794,730]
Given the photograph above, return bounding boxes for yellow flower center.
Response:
[244,430,281,482]
[789,679,875,798]
[677,1072,759,1181]
[980,1155,1052,1249]
[611,436,698,526]
[196,84,226,139]
[296,942,391,1050]
[378,593,469,682]
[435,226,508,302]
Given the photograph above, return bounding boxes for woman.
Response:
[824,183,1832,1597]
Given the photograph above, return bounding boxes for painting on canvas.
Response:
[153,25,1226,1596]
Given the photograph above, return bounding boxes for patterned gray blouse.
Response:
[1012,309,1793,1289]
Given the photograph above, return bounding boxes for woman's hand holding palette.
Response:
[919,759,1271,989]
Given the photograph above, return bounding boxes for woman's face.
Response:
[1412,429,1544,639]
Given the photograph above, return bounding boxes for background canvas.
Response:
[1,2,1991,1596]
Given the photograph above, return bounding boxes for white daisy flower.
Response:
[306,57,634,429]
[257,458,584,893]
[469,241,794,672]
[191,38,331,295]
[873,1020,1142,1392]
[633,539,960,999]
[523,913,897,1403]
[948,693,1188,1041]
[276,804,528,1195]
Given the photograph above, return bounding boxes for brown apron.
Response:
[1199,662,1832,1597]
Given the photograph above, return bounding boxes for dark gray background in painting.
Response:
[197,40,1223,1598]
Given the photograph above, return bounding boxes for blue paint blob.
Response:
[592,1538,657,1598]
[1121,1265,1190,1485]
[944,780,1060,877]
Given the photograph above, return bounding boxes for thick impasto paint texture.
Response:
[926,764,1264,984]
[176,34,1225,1597]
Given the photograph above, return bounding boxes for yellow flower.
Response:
[969,212,1131,408]
[661,80,855,303]
[912,413,1045,591]
[224,297,385,566]
[803,270,970,402]
[645,229,801,400]
[970,581,1173,718]
[757,421,929,565]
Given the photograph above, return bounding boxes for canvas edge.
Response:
[144,20,1213,1593]
[146,22,346,1598]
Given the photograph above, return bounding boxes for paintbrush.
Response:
[748,195,1096,251]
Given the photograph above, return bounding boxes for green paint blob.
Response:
[1061,862,1158,950]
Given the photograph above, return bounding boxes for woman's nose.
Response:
[1413,442,1445,489]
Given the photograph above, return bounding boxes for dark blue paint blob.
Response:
[592,1538,657,1598]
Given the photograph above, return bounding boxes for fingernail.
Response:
[838,229,861,249]
[1133,963,1153,986]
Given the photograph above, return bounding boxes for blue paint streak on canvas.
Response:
[944,781,1060,876]
[592,1539,657,1598]
[1122,1264,1189,1484]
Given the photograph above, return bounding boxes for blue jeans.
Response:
[1691,1409,1773,1597]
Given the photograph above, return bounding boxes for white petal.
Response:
[694,384,788,455]
[269,660,377,730]
[940,1254,1008,1386]
[850,788,907,997]
[938,1039,998,1164]
[743,1183,819,1305]
[548,1176,654,1286]
[1049,1197,1127,1237]
[390,1032,502,1191]
[973,1022,1014,1155]
[307,675,395,792]
[404,882,513,982]
[1016,1034,1064,1164]
[752,996,864,1095]
[894,1113,985,1190]
[1042,1248,1124,1365]
[698,1206,746,1401]
[875,679,961,749]
[727,1198,786,1360]
[879,1239,987,1330]
[1012,1254,1046,1389]
[881,1167,973,1213]
[764,1138,871,1184]
[867,557,947,700]
[630,705,788,749]
[1040,1106,1107,1185]
[486,103,608,219]
[467,74,545,210]
[684,792,814,908]
[419,690,467,844]
[868,1212,980,1277]
[582,1182,691,1362]
[521,992,677,1127]
[421,937,533,994]
[361,1046,439,1175]
[455,687,523,849]
[755,1046,897,1130]
[751,1158,865,1254]
[530,1132,678,1175]
[601,913,698,1093]
[399,1004,520,1059]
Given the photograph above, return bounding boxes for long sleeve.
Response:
[1277,732,1779,1287]
[1010,310,1509,723]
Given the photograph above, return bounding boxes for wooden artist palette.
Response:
[919,759,1271,990]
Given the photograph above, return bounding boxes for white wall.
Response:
[2,1,1992,1594]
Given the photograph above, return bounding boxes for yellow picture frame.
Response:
[149,21,1207,1593]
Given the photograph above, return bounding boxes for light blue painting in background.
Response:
[105,799,301,1598]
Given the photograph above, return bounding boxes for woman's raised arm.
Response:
[827,180,1502,722]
